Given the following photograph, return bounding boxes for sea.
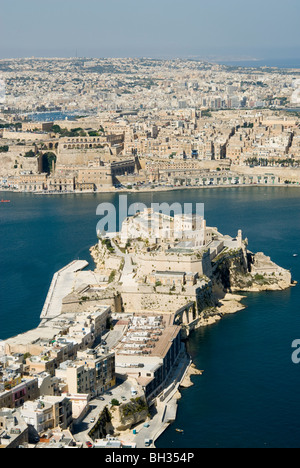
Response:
[1,186,300,448]
[26,111,95,122]
[216,58,300,69]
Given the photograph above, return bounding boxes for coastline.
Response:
[153,274,294,443]
[152,293,248,446]
[152,296,244,446]
[0,182,298,197]
[6,249,292,448]
[153,284,292,446]
[0,188,296,448]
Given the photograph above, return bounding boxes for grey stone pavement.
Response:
[40,260,89,319]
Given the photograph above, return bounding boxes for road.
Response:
[109,238,137,288]
[72,379,137,447]
[72,352,191,448]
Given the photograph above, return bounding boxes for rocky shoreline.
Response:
[180,363,204,389]
[88,219,295,447]
[159,271,295,441]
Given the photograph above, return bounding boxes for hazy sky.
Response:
[0,0,300,60]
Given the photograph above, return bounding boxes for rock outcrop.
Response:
[111,397,149,432]
[212,247,292,296]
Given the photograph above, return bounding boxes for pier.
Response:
[40,260,89,320]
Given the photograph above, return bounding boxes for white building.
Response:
[120,208,207,247]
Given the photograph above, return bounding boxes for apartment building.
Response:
[0,409,28,448]
[56,350,115,397]
[0,377,39,410]
[115,314,182,401]
[21,395,72,433]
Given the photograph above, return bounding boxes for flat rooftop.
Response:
[115,313,180,359]
[5,305,111,351]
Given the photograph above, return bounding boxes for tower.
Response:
[237,229,243,247]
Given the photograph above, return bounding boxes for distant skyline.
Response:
[0,0,300,61]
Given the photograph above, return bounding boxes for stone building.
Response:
[0,408,28,448]
[0,377,39,410]
[47,176,75,192]
[18,173,47,192]
[115,314,183,401]
[55,350,115,397]
[21,395,73,433]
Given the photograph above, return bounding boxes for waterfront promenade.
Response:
[0,182,297,197]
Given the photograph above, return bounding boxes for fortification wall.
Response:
[135,251,212,277]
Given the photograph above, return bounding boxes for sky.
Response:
[0,0,300,61]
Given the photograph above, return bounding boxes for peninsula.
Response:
[0,209,293,448]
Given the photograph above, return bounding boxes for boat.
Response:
[176,429,184,433]
[293,254,298,257]
[0,200,10,203]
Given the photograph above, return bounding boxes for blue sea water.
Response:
[219,58,300,69]
[1,186,300,447]
[27,111,93,122]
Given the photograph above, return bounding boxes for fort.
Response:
[90,209,293,336]
[1,106,300,195]
[0,207,293,448]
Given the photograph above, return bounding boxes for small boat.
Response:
[293,254,298,258]
[0,200,10,203]
[176,429,184,433]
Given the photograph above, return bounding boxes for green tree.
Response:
[42,152,57,173]
[52,124,62,134]
[111,399,120,406]
[24,150,36,158]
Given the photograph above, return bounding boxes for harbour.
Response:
[1,187,300,447]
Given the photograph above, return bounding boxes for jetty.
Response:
[40,260,89,320]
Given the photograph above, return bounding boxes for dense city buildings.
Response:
[0,57,298,448]
[0,58,300,193]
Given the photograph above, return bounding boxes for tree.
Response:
[88,130,99,137]
[24,150,35,158]
[108,270,116,283]
[111,399,120,407]
[42,152,57,174]
[52,124,62,134]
